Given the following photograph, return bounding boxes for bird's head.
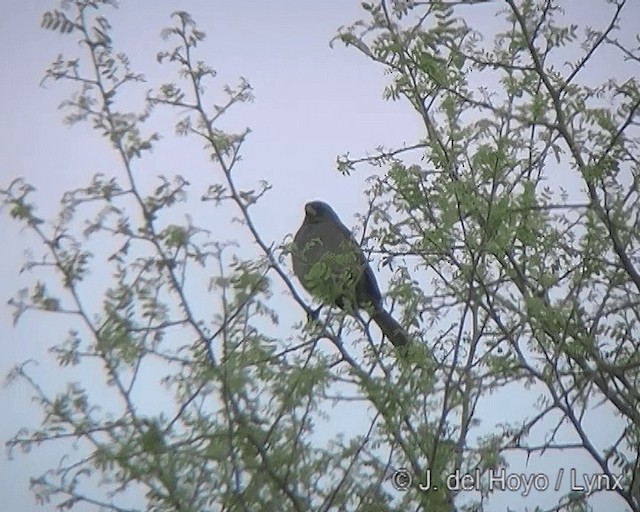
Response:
[303,201,339,224]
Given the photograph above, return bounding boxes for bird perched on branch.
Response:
[291,200,410,349]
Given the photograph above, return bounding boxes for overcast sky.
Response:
[1,1,636,511]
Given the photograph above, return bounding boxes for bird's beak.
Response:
[305,203,317,216]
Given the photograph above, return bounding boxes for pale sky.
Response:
[1,1,636,511]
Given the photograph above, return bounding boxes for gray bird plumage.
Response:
[291,200,410,348]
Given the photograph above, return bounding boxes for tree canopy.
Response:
[2,1,639,511]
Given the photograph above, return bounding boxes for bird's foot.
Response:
[307,305,323,322]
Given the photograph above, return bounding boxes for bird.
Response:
[291,200,410,348]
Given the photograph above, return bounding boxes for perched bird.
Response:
[291,200,410,348]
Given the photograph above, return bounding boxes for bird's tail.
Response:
[371,307,410,348]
